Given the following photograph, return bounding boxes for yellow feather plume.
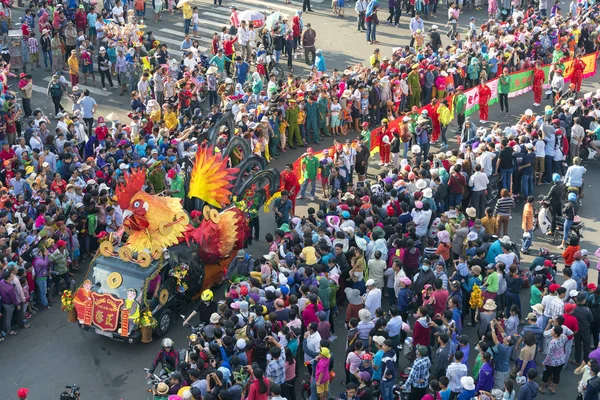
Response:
[188,146,239,208]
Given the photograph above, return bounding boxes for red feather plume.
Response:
[116,168,146,210]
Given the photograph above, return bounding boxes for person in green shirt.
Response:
[168,171,185,199]
[407,66,421,108]
[360,122,371,148]
[483,264,499,295]
[498,68,511,114]
[298,148,319,200]
[148,161,166,194]
[453,86,467,138]
[530,278,543,306]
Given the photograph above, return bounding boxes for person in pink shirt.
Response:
[315,347,332,400]
[301,293,323,327]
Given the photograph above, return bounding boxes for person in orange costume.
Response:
[572,54,586,93]
[280,163,301,215]
[73,279,93,323]
[478,81,492,123]
[532,62,545,106]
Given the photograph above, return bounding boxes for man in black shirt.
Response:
[496,138,514,190]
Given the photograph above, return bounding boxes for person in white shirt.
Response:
[477,147,496,176]
[237,21,250,62]
[183,51,198,71]
[469,164,489,218]
[561,268,577,301]
[112,0,125,24]
[364,279,382,315]
[355,0,367,30]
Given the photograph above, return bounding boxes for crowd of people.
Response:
[2,0,600,399]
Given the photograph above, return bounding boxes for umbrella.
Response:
[238,10,265,27]
[104,112,119,121]
[265,12,281,30]
[176,0,189,8]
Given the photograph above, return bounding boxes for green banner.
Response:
[508,69,534,94]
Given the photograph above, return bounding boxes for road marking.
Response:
[160,27,212,44]
[162,23,219,36]
[41,77,111,97]
[201,11,231,20]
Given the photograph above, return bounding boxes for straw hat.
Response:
[466,207,477,218]
[483,299,497,311]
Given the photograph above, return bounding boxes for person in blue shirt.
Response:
[457,376,476,400]
[571,251,588,290]
[315,49,326,72]
[234,56,250,85]
[134,136,148,157]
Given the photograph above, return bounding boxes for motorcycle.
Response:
[579,134,599,161]
[534,198,584,244]
[179,320,206,362]
[144,368,169,398]
[59,384,81,400]
[485,174,502,206]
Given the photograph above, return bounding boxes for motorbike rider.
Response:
[564,156,586,199]
[147,338,180,378]
[543,173,565,236]
[560,193,578,249]
[182,289,217,326]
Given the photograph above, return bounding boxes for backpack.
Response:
[50,82,62,97]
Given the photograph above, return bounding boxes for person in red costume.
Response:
[572,54,586,93]
[424,98,441,143]
[532,62,545,106]
[379,128,392,166]
[478,81,492,123]
[280,163,300,215]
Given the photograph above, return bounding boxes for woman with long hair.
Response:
[516,332,537,378]
[247,366,270,400]
[284,347,297,400]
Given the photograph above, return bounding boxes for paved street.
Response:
[2,0,600,399]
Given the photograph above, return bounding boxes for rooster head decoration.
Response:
[188,146,239,208]
[116,168,189,252]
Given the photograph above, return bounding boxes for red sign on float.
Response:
[91,293,125,331]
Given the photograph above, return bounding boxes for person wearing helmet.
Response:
[560,192,578,249]
[147,337,180,378]
[543,173,565,235]
[564,156,586,199]
[182,289,217,326]
[529,248,553,272]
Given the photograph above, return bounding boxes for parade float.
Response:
[71,115,280,342]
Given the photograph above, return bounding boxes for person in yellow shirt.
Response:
[437,99,452,149]
[163,105,178,131]
[301,238,318,265]
[68,50,79,87]
[182,2,193,35]
[369,48,380,68]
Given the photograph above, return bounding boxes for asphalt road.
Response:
[2,0,600,399]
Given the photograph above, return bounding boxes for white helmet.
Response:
[161,338,174,348]
[411,145,421,154]
[525,109,533,116]
[225,78,233,84]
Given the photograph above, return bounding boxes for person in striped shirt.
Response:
[27,33,40,68]
[494,188,515,237]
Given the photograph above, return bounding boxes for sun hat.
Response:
[466,207,477,218]
[483,299,497,311]
[209,313,220,324]
[156,383,169,395]
[461,377,475,391]
[372,336,386,346]
[531,303,544,314]
[415,179,427,190]
[345,288,364,305]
